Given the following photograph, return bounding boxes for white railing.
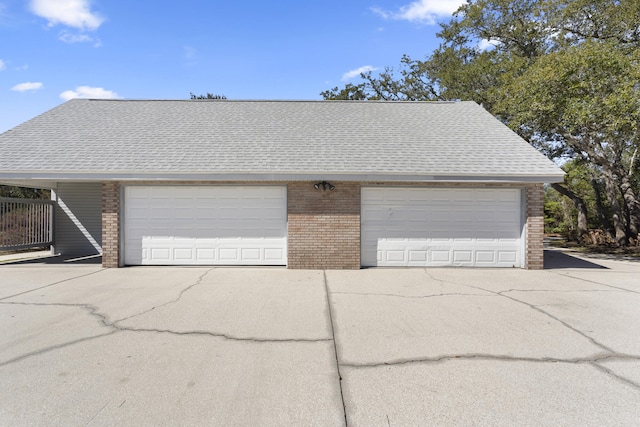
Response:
[0,197,54,251]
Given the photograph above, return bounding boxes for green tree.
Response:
[0,186,49,199]
[502,40,640,244]
[323,0,640,245]
[190,92,227,99]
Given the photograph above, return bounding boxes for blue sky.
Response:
[0,0,466,133]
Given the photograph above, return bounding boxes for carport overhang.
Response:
[0,179,58,189]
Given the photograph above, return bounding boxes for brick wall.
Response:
[526,184,544,270]
[101,182,120,268]
[287,182,361,269]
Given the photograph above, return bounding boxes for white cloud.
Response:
[59,30,102,46]
[0,59,5,71]
[59,30,92,43]
[12,82,43,92]
[342,65,378,81]
[30,0,104,31]
[477,38,500,51]
[372,0,466,24]
[60,85,120,101]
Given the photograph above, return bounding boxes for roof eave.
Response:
[0,172,565,184]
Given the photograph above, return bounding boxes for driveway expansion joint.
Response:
[323,271,348,427]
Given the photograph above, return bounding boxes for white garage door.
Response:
[361,187,523,268]
[124,186,287,265]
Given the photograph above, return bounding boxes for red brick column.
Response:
[102,182,120,268]
[288,182,360,269]
[526,184,544,270]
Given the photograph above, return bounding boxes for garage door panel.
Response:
[362,187,523,268]
[409,250,428,262]
[430,251,451,263]
[196,248,216,260]
[265,248,285,261]
[498,251,518,263]
[124,186,287,265]
[475,251,496,263]
[453,250,473,263]
[150,248,171,260]
[173,248,194,261]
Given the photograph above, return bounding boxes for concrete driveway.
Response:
[1,250,639,426]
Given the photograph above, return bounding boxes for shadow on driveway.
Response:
[544,250,608,270]
[3,251,610,269]
[1,254,102,266]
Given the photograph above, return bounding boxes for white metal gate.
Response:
[0,197,54,251]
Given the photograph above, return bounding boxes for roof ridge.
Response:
[72,98,465,104]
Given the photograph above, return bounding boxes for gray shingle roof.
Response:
[0,99,563,182]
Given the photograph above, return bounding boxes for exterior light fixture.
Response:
[314,181,335,191]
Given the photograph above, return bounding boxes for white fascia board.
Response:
[0,172,565,183]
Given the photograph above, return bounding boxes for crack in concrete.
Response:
[550,271,640,295]
[0,300,119,367]
[422,269,640,388]
[324,271,348,427]
[1,301,116,328]
[1,300,332,343]
[497,292,616,353]
[340,352,640,369]
[341,353,640,394]
[499,289,621,294]
[590,361,640,391]
[0,331,118,368]
[112,326,332,343]
[423,270,616,353]
[0,269,106,302]
[0,292,332,367]
[114,267,216,323]
[330,291,493,300]
[85,401,109,426]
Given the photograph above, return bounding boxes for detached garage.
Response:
[0,99,564,269]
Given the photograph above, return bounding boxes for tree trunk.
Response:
[591,179,612,232]
[618,174,640,239]
[602,170,628,246]
[550,183,589,242]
